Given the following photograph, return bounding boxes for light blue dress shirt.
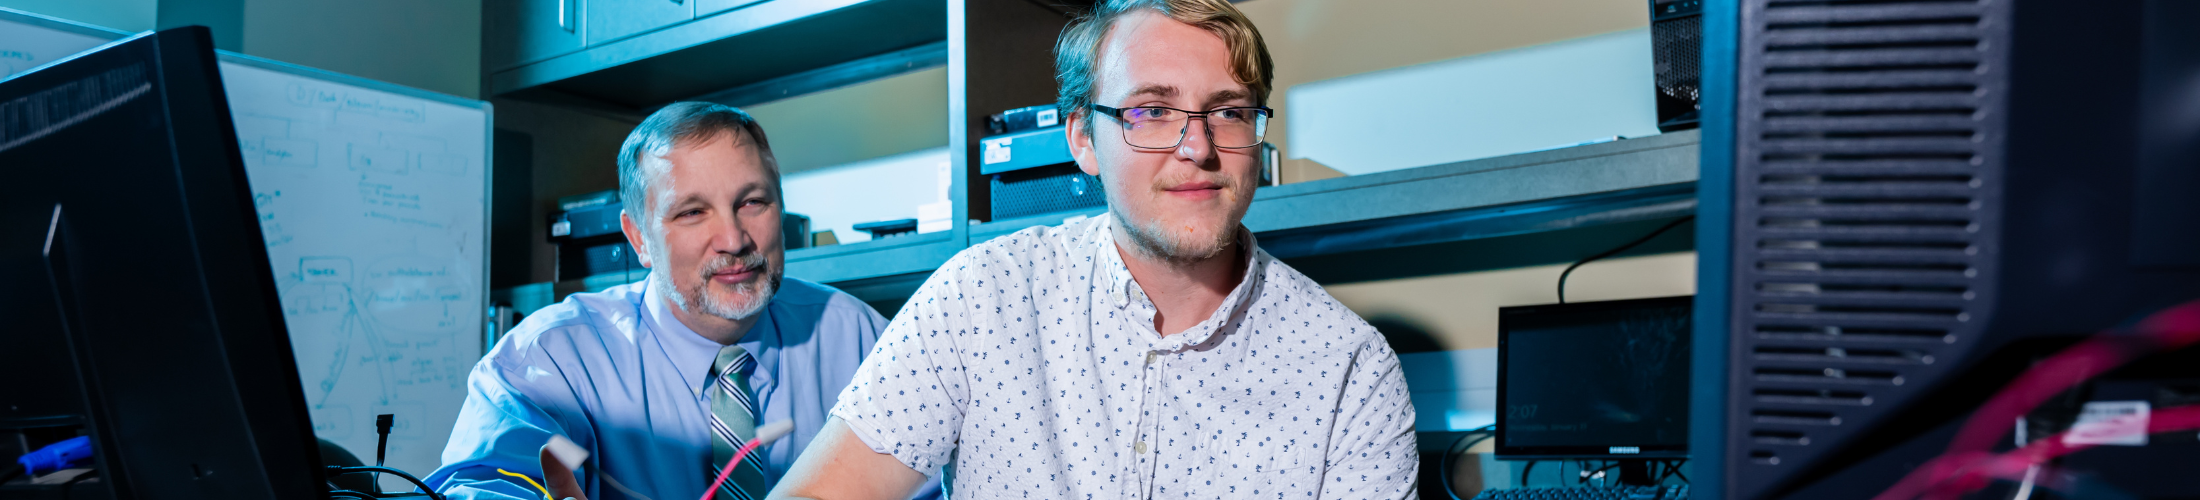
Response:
[424,272,918,500]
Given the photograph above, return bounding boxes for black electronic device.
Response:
[0,27,327,499]
[991,165,1108,220]
[1498,297,1693,486]
[852,218,919,239]
[1693,0,2200,498]
[985,104,1062,135]
[550,199,625,241]
[1472,485,1690,500]
[1649,0,1700,132]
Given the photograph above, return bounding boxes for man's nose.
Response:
[1175,119,1215,165]
[713,212,756,254]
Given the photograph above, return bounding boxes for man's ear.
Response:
[1067,110,1100,177]
[620,211,654,269]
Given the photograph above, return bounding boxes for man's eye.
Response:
[1128,107,1175,121]
[1212,109,1244,122]
[677,209,703,218]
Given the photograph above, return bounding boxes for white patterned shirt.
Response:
[831,215,1418,499]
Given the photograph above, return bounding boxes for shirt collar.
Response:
[643,271,732,390]
[1096,215,1269,352]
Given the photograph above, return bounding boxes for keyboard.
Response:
[1470,485,1689,500]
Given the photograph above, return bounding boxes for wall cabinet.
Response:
[698,0,770,17]
[586,0,693,46]
[485,0,586,71]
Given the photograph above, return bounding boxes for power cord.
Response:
[1519,461,1539,489]
[1440,425,1497,500]
[1556,216,1695,304]
[374,414,394,494]
[326,466,444,500]
[1019,0,1078,18]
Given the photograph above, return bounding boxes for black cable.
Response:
[327,489,378,500]
[1580,461,1616,485]
[328,466,445,500]
[1019,0,1077,18]
[374,414,394,494]
[1556,215,1695,304]
[1520,460,1538,488]
[1668,461,1689,484]
[1440,426,1497,500]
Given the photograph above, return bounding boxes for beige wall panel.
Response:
[1323,251,1695,351]
[1235,0,1649,182]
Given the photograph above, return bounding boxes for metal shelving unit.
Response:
[491,0,1701,313]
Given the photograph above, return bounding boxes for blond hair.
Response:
[1053,0,1275,136]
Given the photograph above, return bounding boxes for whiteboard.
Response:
[219,54,491,491]
[3,9,492,490]
[0,8,126,79]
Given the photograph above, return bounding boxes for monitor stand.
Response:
[1616,460,1657,487]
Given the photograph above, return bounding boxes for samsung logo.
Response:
[1609,446,1641,454]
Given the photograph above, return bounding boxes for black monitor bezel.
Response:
[1495,295,1694,460]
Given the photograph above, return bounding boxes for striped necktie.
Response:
[707,345,770,500]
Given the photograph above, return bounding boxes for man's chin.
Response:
[697,280,773,320]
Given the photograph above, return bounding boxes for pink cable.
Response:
[698,438,766,500]
[1909,405,2200,499]
[1871,299,2200,500]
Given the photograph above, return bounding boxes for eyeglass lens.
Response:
[1118,107,1268,149]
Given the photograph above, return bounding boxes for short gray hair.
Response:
[617,102,777,220]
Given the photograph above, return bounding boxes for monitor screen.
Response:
[1497,296,1692,458]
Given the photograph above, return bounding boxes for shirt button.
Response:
[1144,352,1157,366]
[1134,441,1147,454]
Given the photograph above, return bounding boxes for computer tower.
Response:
[1692,0,2200,498]
[1652,0,1703,132]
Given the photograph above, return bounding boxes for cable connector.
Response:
[18,436,94,476]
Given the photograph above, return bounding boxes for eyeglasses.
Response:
[1091,104,1272,150]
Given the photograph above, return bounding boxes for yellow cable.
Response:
[496,468,554,500]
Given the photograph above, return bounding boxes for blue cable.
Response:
[17,436,95,476]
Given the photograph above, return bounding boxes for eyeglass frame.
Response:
[1089,104,1274,150]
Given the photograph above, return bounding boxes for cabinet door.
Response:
[697,0,767,17]
[587,0,693,46]
[485,0,586,70]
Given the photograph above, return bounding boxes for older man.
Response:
[425,103,905,500]
[770,0,1419,498]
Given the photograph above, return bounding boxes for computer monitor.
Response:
[1693,0,2200,498]
[0,27,326,499]
[1498,296,1693,485]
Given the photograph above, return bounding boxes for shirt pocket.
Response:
[1203,433,1321,496]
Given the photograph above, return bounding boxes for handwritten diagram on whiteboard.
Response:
[220,56,490,488]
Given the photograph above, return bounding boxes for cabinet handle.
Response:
[558,0,575,32]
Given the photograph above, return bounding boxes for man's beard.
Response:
[657,250,780,321]
[1115,210,1239,264]
[1110,171,1249,264]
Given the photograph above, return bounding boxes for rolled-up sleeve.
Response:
[424,337,593,500]
[828,253,986,475]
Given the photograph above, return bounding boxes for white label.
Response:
[2065,400,2150,446]
[1036,108,1059,127]
[550,220,571,237]
[1608,446,1641,454]
[982,138,1013,165]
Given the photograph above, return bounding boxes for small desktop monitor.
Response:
[0,27,325,499]
[1497,296,1692,484]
